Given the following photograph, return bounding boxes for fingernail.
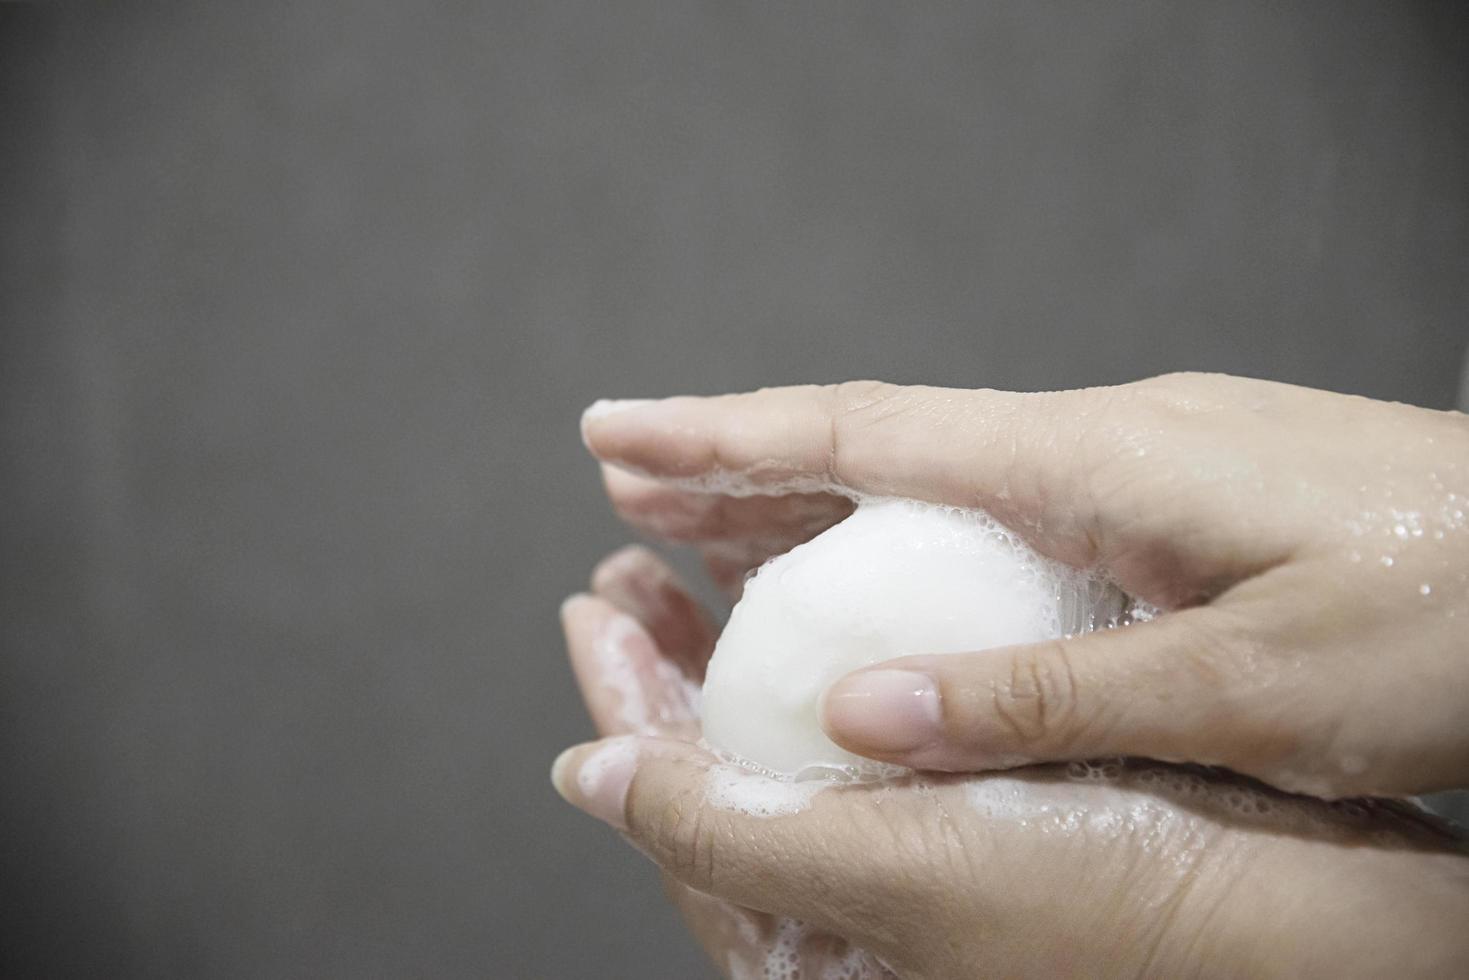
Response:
[821,670,941,755]
[584,398,656,421]
[550,745,576,791]
[551,736,640,830]
[559,593,592,623]
[581,399,656,444]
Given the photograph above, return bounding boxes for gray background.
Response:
[2,2,1467,977]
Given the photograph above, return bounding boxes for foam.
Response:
[818,941,891,980]
[961,767,1191,845]
[764,918,808,980]
[701,498,1143,777]
[605,461,847,500]
[595,613,700,734]
[733,917,890,980]
[576,735,640,801]
[705,764,828,818]
[954,759,1455,848]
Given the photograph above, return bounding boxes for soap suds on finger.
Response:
[594,612,701,734]
[704,764,829,818]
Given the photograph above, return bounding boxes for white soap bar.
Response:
[701,498,1127,778]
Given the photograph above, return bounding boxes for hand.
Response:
[555,547,1469,978]
[580,375,1469,798]
[560,546,895,978]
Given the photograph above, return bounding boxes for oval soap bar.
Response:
[701,498,1125,778]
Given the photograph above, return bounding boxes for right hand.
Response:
[581,374,1469,799]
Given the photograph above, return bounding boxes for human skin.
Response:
[578,374,1469,799]
[555,546,1469,978]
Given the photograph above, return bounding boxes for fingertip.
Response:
[550,736,642,831]
[549,744,577,795]
[819,668,942,759]
[590,543,659,594]
[559,592,598,626]
[599,461,659,501]
[581,398,657,453]
[553,736,710,832]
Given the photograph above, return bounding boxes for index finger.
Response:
[582,381,1111,566]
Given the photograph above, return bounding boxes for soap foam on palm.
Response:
[702,497,1137,779]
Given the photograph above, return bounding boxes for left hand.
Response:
[560,545,893,978]
[556,548,1469,979]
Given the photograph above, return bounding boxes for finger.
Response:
[701,546,758,603]
[571,560,874,974]
[590,545,719,680]
[819,607,1289,781]
[564,570,795,973]
[601,464,853,547]
[582,382,1109,566]
[601,466,853,603]
[549,735,939,946]
[560,595,700,739]
[825,578,1469,799]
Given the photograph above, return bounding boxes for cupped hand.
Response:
[556,547,1469,978]
[561,546,894,978]
[580,375,1469,798]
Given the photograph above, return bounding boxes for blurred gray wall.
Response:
[2,3,1467,977]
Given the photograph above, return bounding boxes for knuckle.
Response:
[824,380,906,483]
[1173,612,1245,689]
[1194,615,1311,764]
[828,379,901,413]
[1180,609,1280,709]
[1141,370,1213,388]
[1132,370,1219,396]
[1124,372,1219,418]
[989,640,1083,751]
[1154,611,1302,769]
[647,785,719,889]
[1124,371,1273,422]
[827,382,908,437]
[1073,378,1231,562]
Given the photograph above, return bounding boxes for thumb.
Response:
[550,735,933,943]
[820,608,1276,779]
